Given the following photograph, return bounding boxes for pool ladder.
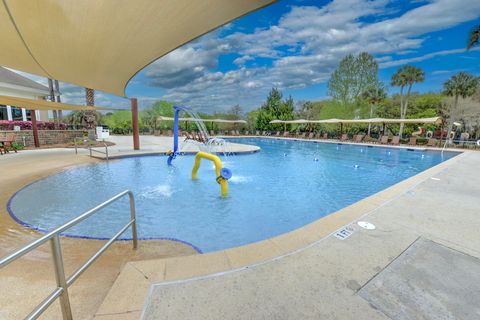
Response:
[73,137,110,160]
[0,190,138,320]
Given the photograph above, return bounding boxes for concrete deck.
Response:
[95,150,480,319]
[359,238,480,319]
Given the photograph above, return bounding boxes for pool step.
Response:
[94,251,229,319]
[94,262,149,319]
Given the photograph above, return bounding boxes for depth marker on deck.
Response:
[334,226,354,240]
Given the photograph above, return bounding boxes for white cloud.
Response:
[143,0,480,111]
[379,47,480,68]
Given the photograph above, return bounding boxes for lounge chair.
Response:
[283,131,289,137]
[308,132,314,139]
[322,133,328,139]
[275,131,280,136]
[380,136,389,144]
[427,138,437,147]
[210,130,215,136]
[236,130,240,136]
[300,132,306,139]
[408,137,417,146]
[1,133,16,153]
[391,136,400,145]
[167,130,173,136]
[354,135,364,143]
[340,133,348,141]
[245,131,249,135]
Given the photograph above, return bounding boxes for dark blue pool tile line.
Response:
[99,149,260,160]
[241,137,446,153]
[5,179,203,254]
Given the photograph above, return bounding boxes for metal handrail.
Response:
[73,138,109,160]
[0,190,138,320]
[89,142,109,160]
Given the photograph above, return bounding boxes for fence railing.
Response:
[0,190,138,320]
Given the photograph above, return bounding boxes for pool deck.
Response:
[1,136,478,319]
[94,146,480,319]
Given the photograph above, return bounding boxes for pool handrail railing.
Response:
[0,190,138,320]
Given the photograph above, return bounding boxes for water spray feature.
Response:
[166,105,234,196]
[167,105,232,165]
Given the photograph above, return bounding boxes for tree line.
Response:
[66,25,480,137]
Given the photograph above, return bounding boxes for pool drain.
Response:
[357,221,376,230]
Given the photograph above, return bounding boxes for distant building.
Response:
[0,67,50,121]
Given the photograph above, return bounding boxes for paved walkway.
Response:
[98,151,480,319]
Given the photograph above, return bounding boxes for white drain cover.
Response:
[357,221,376,230]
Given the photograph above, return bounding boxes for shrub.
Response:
[0,120,66,130]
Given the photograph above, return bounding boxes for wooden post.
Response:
[31,110,40,148]
[131,98,140,150]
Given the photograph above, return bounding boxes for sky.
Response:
[12,0,480,114]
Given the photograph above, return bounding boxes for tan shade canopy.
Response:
[159,116,246,124]
[0,95,112,111]
[270,117,443,125]
[0,0,274,97]
[270,119,309,124]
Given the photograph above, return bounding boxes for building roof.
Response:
[0,67,49,94]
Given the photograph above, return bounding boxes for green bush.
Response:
[11,142,24,151]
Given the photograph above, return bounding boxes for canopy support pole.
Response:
[30,109,40,148]
[131,98,140,150]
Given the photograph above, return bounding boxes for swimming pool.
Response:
[8,138,457,252]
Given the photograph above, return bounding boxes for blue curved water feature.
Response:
[8,138,457,252]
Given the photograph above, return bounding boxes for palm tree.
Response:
[443,72,479,140]
[48,78,58,126]
[84,88,96,129]
[362,84,387,136]
[467,25,480,50]
[391,65,425,137]
[54,80,63,122]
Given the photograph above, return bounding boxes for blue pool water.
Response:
[9,138,457,252]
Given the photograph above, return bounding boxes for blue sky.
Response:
[18,0,480,113]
